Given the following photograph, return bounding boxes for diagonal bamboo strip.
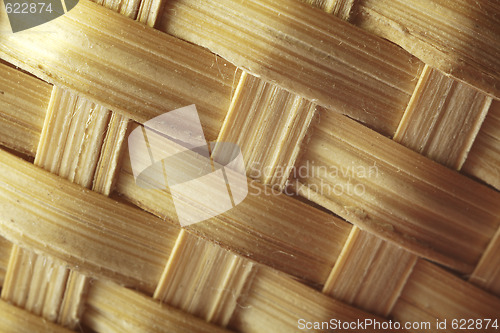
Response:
[0,0,238,141]
[157,0,423,136]
[117,147,352,285]
[0,298,76,333]
[463,99,500,191]
[292,109,500,273]
[214,71,317,188]
[83,279,234,333]
[322,227,417,317]
[154,229,256,327]
[0,61,51,156]
[0,148,177,294]
[392,260,500,333]
[351,0,500,99]
[394,65,491,170]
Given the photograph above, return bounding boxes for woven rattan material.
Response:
[0,0,499,332]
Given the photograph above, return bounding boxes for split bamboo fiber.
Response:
[0,0,499,332]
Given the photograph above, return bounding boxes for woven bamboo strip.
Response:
[323,227,417,317]
[0,148,177,294]
[117,148,352,284]
[154,229,255,327]
[92,112,129,195]
[0,298,75,333]
[392,260,500,333]
[82,279,234,333]
[1,246,69,320]
[0,236,11,286]
[34,87,111,188]
[57,271,89,328]
[230,266,398,333]
[351,0,500,99]
[158,0,423,136]
[394,65,491,169]
[0,61,50,156]
[471,226,500,297]
[215,71,317,188]
[292,109,500,273]
[0,0,237,141]
[463,100,500,191]
[93,0,141,18]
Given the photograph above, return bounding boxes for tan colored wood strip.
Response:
[230,266,399,333]
[0,61,51,156]
[34,87,111,188]
[463,99,500,191]
[394,65,491,170]
[0,148,178,294]
[117,146,352,285]
[0,298,75,333]
[154,229,255,327]
[323,227,417,317]
[92,112,129,195]
[1,245,69,320]
[302,0,336,13]
[0,0,238,141]
[392,260,500,333]
[351,0,500,99]
[470,224,500,296]
[330,0,355,20]
[292,109,500,273]
[215,71,317,188]
[157,0,423,136]
[57,271,89,328]
[0,236,11,286]
[83,279,234,333]
[92,0,141,18]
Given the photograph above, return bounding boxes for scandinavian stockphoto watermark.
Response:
[247,160,379,197]
[1,0,78,33]
[128,105,248,227]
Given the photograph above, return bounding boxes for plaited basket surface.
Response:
[0,0,499,332]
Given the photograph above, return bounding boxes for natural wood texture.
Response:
[470,225,500,297]
[0,0,238,141]
[0,148,178,294]
[215,71,316,188]
[394,65,491,169]
[92,112,129,195]
[83,279,234,333]
[0,236,11,286]
[1,245,71,320]
[0,298,76,333]
[92,0,141,18]
[392,260,500,333]
[154,229,255,326]
[323,227,417,317]
[0,61,51,155]
[330,0,355,19]
[158,0,423,136]
[117,147,352,285]
[34,87,111,188]
[292,108,500,273]
[230,266,397,333]
[57,271,89,328]
[463,99,500,191]
[351,0,500,99]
